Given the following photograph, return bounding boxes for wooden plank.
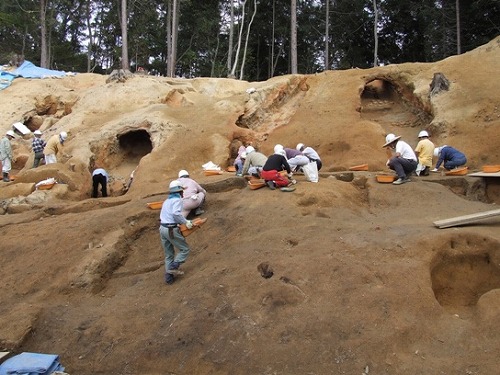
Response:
[434,209,500,229]
[468,171,500,178]
[0,351,10,361]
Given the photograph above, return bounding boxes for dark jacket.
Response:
[263,154,291,173]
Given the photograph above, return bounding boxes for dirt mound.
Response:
[0,37,499,374]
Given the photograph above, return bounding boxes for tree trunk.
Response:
[373,0,378,67]
[456,0,461,55]
[40,0,49,68]
[239,0,257,80]
[227,0,235,77]
[85,0,93,72]
[324,0,329,70]
[270,0,275,77]
[230,0,247,78]
[290,0,297,74]
[168,0,179,77]
[166,0,172,76]
[120,0,129,70]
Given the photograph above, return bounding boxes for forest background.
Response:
[0,0,499,82]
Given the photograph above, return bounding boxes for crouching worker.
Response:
[178,169,207,217]
[383,133,418,185]
[261,144,296,190]
[432,145,467,171]
[159,180,194,285]
[92,168,109,198]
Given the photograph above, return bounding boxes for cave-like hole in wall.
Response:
[117,129,153,163]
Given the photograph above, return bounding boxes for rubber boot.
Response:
[2,172,10,182]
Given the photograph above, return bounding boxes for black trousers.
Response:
[92,174,108,198]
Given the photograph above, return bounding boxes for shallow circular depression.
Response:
[431,235,500,312]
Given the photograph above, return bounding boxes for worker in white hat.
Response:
[0,130,16,182]
[414,130,435,176]
[31,129,46,168]
[382,133,418,185]
[261,144,295,189]
[44,131,68,164]
[159,180,194,285]
[432,145,467,171]
[296,142,323,170]
[177,169,207,217]
[241,145,268,177]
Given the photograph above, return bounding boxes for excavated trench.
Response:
[430,234,500,315]
[360,78,433,139]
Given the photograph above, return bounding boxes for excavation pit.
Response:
[431,236,500,314]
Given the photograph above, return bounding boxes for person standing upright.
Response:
[159,180,194,285]
[44,131,67,164]
[31,130,46,168]
[0,130,16,182]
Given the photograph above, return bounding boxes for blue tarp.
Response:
[0,352,64,375]
[0,61,68,90]
[11,61,67,79]
[0,71,17,90]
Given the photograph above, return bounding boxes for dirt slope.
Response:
[0,38,499,374]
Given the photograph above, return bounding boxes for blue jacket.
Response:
[436,146,466,169]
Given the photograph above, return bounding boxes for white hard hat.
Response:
[59,131,68,141]
[6,130,16,137]
[274,144,284,154]
[178,169,189,178]
[434,146,442,157]
[169,180,185,193]
[34,130,42,135]
[418,130,429,138]
[296,143,304,151]
[382,133,401,147]
[245,146,255,154]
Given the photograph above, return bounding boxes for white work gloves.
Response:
[185,220,194,229]
[191,194,198,200]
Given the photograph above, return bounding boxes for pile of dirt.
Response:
[0,37,499,374]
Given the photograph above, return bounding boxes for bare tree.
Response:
[373,0,378,66]
[239,0,257,79]
[290,0,297,74]
[227,0,235,77]
[230,0,247,78]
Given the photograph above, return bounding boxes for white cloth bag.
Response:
[302,161,319,183]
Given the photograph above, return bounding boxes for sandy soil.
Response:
[0,37,499,374]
